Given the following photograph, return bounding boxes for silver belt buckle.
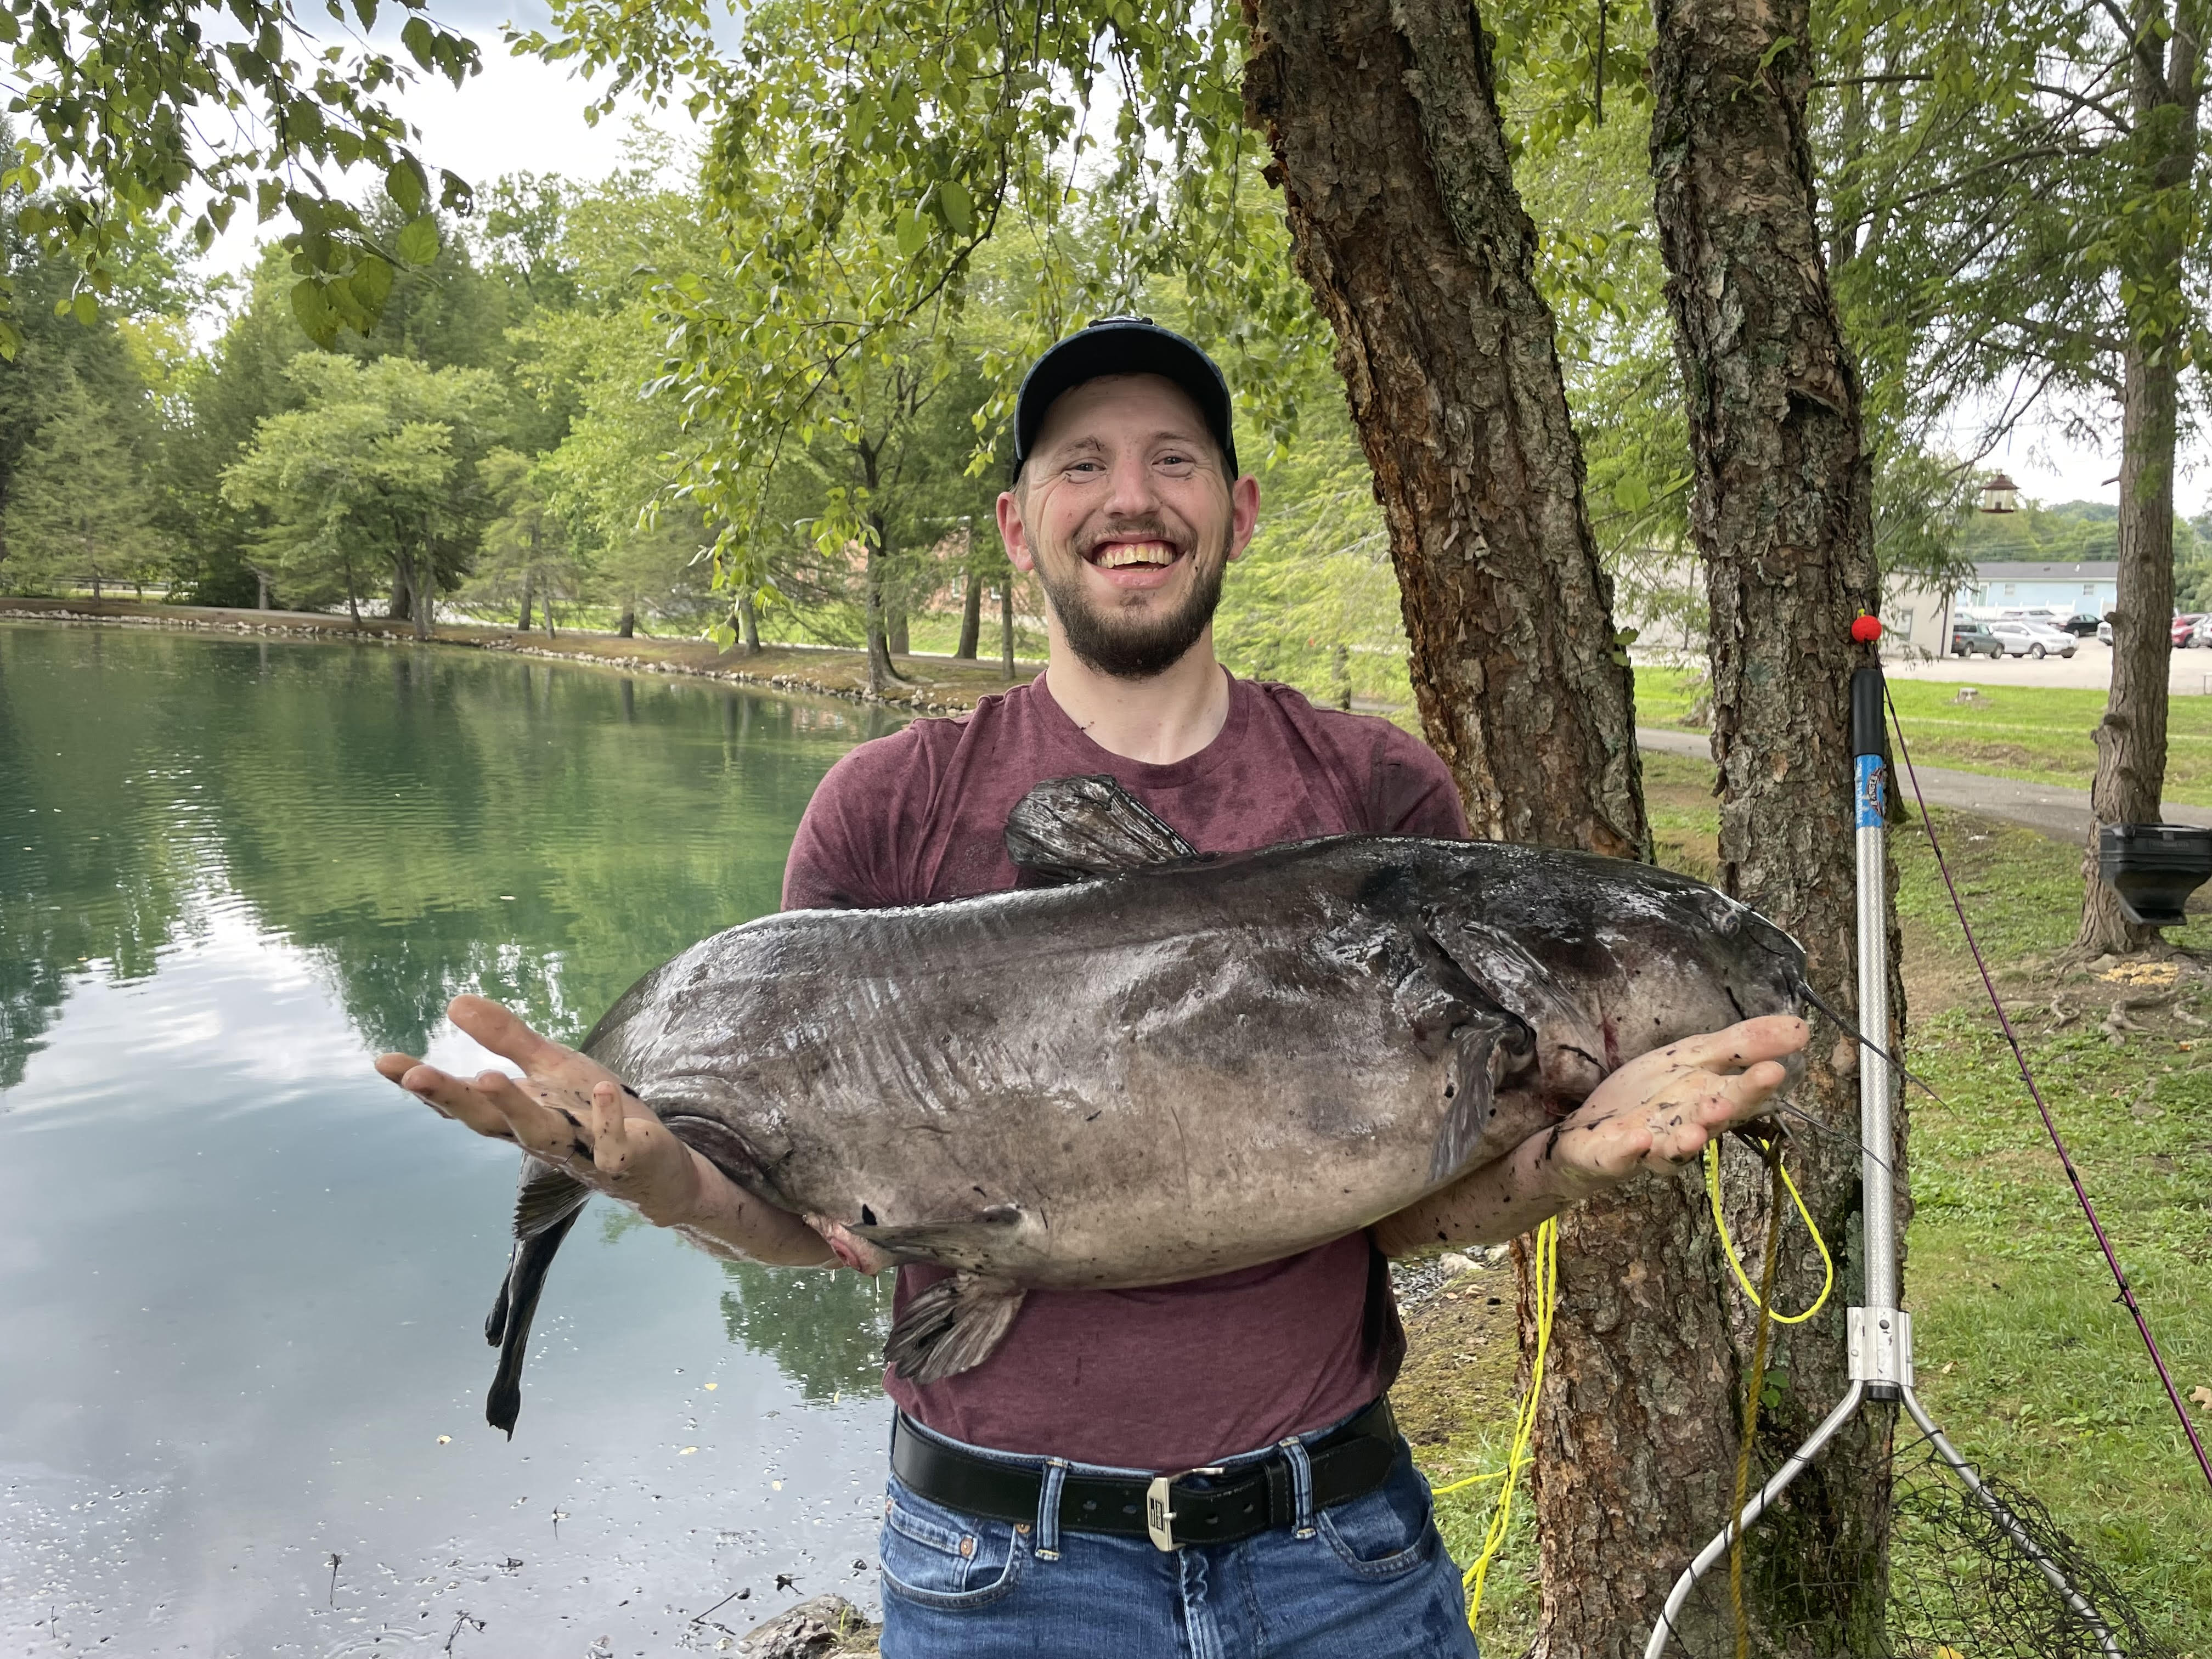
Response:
[1144,1466,1223,1551]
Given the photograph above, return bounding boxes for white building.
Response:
[1616,556,2120,661]
[1958,561,2118,619]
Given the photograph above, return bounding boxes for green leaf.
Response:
[1613,473,1652,513]
[938,177,972,235]
[71,291,98,326]
[400,16,434,66]
[353,252,394,311]
[395,215,440,265]
[385,157,426,217]
[290,277,336,345]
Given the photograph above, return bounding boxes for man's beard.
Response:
[1032,528,1229,681]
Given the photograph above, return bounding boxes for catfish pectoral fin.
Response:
[849,1206,1025,1275]
[884,1273,1026,1384]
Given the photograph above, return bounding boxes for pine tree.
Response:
[1,364,163,599]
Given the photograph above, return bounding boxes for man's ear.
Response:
[997,487,1036,574]
[1225,472,1261,565]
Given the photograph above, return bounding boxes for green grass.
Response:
[1635,751,2212,1651]
[1636,665,2212,807]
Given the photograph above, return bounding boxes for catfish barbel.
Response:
[479,776,1807,1433]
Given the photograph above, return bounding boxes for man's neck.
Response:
[1040,633,1233,766]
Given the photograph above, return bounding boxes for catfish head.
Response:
[1428,848,1808,1107]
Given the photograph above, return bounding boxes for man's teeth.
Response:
[1094,543,1177,569]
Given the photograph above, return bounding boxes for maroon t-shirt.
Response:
[781,671,1469,1470]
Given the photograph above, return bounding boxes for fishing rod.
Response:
[1642,640,2130,1659]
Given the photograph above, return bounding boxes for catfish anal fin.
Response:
[484,1155,591,1437]
[883,1273,1026,1384]
[1005,775,1197,883]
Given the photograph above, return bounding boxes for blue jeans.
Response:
[876,1410,1480,1658]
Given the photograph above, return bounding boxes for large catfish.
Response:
[481,776,1807,1433]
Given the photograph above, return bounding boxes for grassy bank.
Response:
[1638,663,2212,806]
[1407,753,2212,1654]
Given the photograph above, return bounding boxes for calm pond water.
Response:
[0,622,908,1656]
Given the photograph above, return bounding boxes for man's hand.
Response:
[1537,1013,1808,1196]
[375,994,832,1265]
[1373,1014,1809,1255]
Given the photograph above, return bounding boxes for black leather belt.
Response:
[890,1398,1401,1551]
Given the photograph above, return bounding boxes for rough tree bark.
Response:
[1650,1,1899,1652]
[1241,13,1773,1654]
[1242,0,1646,853]
[956,565,984,658]
[2078,5,2204,958]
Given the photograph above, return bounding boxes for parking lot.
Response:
[1883,636,2212,695]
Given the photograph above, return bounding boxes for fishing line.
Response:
[1882,683,2212,1498]
[1703,1136,1833,1325]
[1448,1213,1557,1634]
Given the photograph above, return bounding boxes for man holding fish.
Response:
[379,319,1807,1656]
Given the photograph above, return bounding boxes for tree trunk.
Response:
[2078,7,2203,958]
[1649,3,1897,1653]
[889,603,910,657]
[999,582,1015,680]
[255,568,269,611]
[618,605,636,639]
[739,592,761,654]
[956,566,984,658]
[518,575,534,633]
[390,573,411,624]
[92,571,104,602]
[410,556,433,642]
[1243,0,1648,856]
[864,533,900,695]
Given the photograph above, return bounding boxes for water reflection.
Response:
[0,622,904,1654]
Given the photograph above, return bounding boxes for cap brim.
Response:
[1013,323,1237,481]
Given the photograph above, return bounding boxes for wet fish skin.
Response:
[478,777,1806,1427]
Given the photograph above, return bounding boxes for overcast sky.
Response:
[192,6,2198,521]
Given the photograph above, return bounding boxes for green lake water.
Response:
[0,622,905,1655]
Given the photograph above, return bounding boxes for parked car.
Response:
[2099,618,2114,646]
[2175,614,2205,647]
[2060,612,2103,637]
[2191,615,2212,650]
[1950,619,2005,658]
[1988,620,2078,659]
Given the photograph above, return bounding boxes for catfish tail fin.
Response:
[484,1155,591,1438]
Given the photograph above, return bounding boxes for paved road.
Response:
[1636,727,2212,842]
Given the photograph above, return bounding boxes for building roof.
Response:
[1972,561,2118,581]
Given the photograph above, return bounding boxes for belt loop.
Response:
[1279,1437,1317,1539]
[1035,1457,1068,1561]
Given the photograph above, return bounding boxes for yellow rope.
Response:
[1703,1137,1834,1325]
[1729,1151,1786,1659]
[1458,1215,1557,1632]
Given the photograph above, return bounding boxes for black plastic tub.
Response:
[2097,823,2212,927]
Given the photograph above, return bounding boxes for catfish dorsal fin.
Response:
[1004,775,1198,883]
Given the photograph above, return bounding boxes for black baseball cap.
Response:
[1011,316,1239,484]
